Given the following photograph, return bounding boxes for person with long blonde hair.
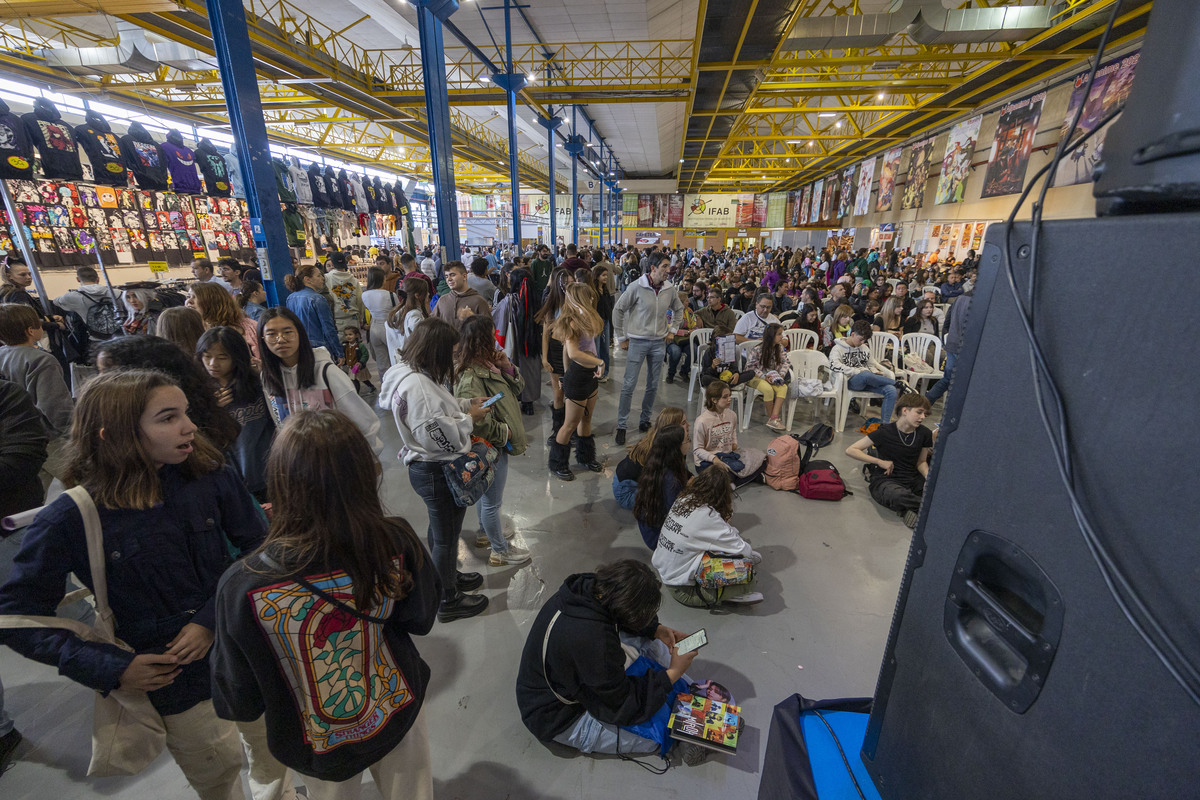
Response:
[548,283,605,481]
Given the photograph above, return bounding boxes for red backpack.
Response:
[764,435,801,491]
[798,460,850,500]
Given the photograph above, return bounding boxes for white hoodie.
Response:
[652,502,760,587]
[378,359,473,465]
[264,346,382,454]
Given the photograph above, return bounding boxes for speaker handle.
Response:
[944,531,1065,714]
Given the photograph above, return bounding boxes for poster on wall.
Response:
[684,194,739,227]
[623,193,638,227]
[982,91,1046,198]
[637,194,652,225]
[819,175,840,222]
[876,147,904,213]
[1053,51,1139,187]
[902,136,937,210]
[735,193,756,227]
[752,193,769,227]
[971,222,987,250]
[766,192,786,228]
[668,194,684,228]
[837,165,856,219]
[854,157,876,216]
[810,180,824,225]
[799,184,813,225]
[786,191,799,227]
[651,194,669,227]
[935,114,982,205]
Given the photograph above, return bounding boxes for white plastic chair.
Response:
[899,332,944,393]
[886,278,900,289]
[731,309,745,321]
[783,328,817,353]
[835,331,900,432]
[784,350,839,431]
[687,328,713,402]
[731,346,763,431]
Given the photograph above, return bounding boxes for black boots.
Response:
[437,592,488,623]
[548,440,575,481]
[575,434,603,472]
[546,404,565,446]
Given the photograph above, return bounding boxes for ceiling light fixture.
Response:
[835,121,842,128]
[818,112,836,118]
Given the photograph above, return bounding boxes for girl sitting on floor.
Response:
[612,406,686,511]
[692,380,766,487]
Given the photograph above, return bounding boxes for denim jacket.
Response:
[285,287,344,359]
[0,463,266,716]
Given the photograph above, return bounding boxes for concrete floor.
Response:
[0,351,926,799]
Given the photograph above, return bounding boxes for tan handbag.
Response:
[0,486,167,776]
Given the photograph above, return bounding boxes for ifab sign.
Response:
[684,194,737,227]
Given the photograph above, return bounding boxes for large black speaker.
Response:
[861,215,1200,799]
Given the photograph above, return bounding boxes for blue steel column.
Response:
[537,111,563,247]
[413,0,462,261]
[564,106,583,245]
[599,144,607,246]
[205,0,291,304]
[491,0,526,249]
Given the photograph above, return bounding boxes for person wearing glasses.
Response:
[733,293,780,345]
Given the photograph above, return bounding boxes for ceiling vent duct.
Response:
[783,0,1064,52]
[37,21,218,75]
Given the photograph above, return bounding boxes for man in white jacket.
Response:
[612,254,686,445]
[828,320,898,425]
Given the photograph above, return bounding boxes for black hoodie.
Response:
[193,139,232,197]
[373,176,393,215]
[0,99,34,180]
[120,122,169,190]
[337,169,356,211]
[211,538,440,781]
[73,110,127,186]
[306,161,330,208]
[21,98,82,180]
[322,166,343,210]
[515,573,670,741]
[363,177,378,214]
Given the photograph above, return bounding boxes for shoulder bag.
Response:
[0,486,167,776]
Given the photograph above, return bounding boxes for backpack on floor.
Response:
[793,422,834,472]
[764,435,802,491]
[799,459,851,500]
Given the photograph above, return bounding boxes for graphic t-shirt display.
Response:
[73,111,126,186]
[194,139,232,197]
[120,122,169,190]
[161,131,202,194]
[0,99,34,179]
[22,98,82,180]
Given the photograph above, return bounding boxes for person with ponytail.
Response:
[283,265,343,360]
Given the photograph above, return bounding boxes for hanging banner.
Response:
[637,194,653,226]
[799,184,813,226]
[685,194,738,227]
[854,157,876,216]
[809,180,824,225]
[982,91,1047,198]
[876,146,904,213]
[735,193,756,227]
[667,194,685,228]
[786,191,799,227]
[752,193,770,227]
[819,174,840,223]
[1053,51,1139,187]
[902,136,937,210]
[936,114,983,205]
[766,192,786,228]
[651,194,670,227]
[837,165,856,219]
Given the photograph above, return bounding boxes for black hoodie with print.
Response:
[306,161,330,208]
[322,166,343,209]
[374,176,393,215]
[0,99,34,180]
[162,130,202,194]
[21,98,82,180]
[193,139,232,197]
[337,169,356,212]
[73,110,127,186]
[120,122,169,190]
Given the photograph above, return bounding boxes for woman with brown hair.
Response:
[385,276,430,368]
[653,465,763,607]
[535,268,570,444]
[611,406,687,510]
[379,316,491,623]
[591,263,615,381]
[283,265,343,360]
[211,410,439,800]
[186,280,260,360]
[744,322,791,430]
[156,306,207,357]
[548,283,605,481]
[632,424,691,550]
[0,369,266,799]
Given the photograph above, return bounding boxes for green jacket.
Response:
[530,257,554,297]
[453,362,527,456]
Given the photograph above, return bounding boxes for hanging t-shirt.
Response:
[307,163,330,208]
[337,170,356,212]
[290,162,313,205]
[322,167,343,210]
[120,123,169,190]
[282,205,305,247]
[363,179,378,214]
[22,104,83,180]
[867,423,934,483]
[224,151,246,199]
[161,138,202,194]
[194,141,232,197]
[349,175,369,213]
[0,103,34,180]
[74,116,127,186]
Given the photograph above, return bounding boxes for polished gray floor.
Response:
[0,350,926,799]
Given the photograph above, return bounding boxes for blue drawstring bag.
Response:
[620,655,690,756]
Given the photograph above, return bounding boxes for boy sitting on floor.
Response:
[844,394,933,528]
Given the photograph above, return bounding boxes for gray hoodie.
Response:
[0,345,73,437]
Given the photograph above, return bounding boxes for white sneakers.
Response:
[727,592,764,604]
[488,544,532,567]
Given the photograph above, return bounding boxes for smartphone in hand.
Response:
[675,628,708,656]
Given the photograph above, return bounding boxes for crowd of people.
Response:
[0,236,970,793]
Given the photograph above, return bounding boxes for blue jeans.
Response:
[848,370,898,424]
[925,351,956,402]
[596,322,612,376]
[408,460,466,602]
[666,339,691,380]
[618,337,666,430]
[476,450,509,553]
[550,635,673,755]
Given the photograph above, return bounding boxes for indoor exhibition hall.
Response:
[0,0,1195,798]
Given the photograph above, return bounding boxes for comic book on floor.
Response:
[668,692,741,754]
